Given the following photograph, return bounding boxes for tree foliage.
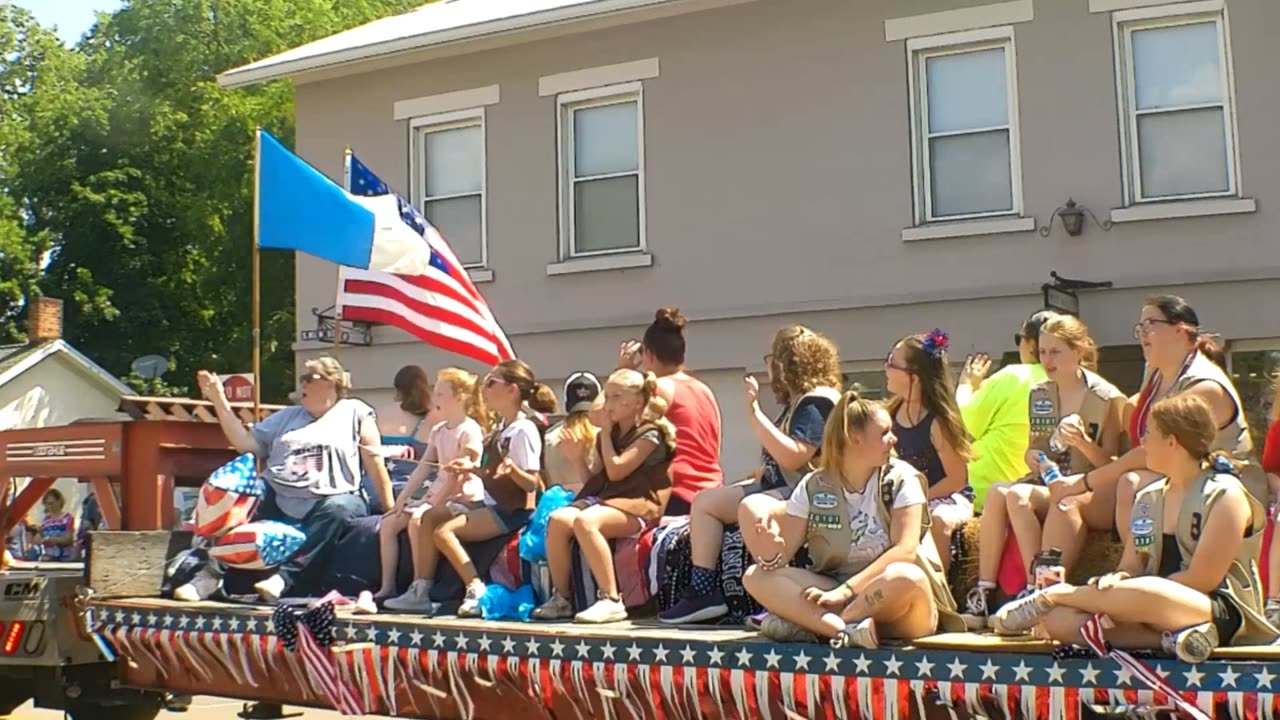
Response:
[0,0,422,400]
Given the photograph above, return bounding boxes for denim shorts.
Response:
[484,505,534,534]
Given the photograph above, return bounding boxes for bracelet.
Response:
[1083,473,1093,492]
[756,552,786,571]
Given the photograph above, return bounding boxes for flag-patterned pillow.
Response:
[194,453,262,539]
[210,521,306,570]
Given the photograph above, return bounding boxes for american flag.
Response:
[337,154,514,366]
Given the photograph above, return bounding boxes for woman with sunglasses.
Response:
[176,357,389,602]
[404,359,557,618]
[1043,296,1264,580]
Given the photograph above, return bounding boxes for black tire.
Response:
[0,686,33,715]
[66,696,161,720]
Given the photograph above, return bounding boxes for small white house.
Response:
[0,298,132,521]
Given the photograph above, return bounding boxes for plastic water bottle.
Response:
[1038,453,1063,485]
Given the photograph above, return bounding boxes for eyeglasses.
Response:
[1133,318,1174,339]
[884,351,910,372]
[299,372,326,385]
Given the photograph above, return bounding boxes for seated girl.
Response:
[542,372,603,495]
[992,394,1279,660]
[391,360,555,617]
[38,489,77,562]
[379,368,486,605]
[964,315,1124,627]
[376,365,437,503]
[533,369,675,624]
[882,330,972,573]
[741,390,964,647]
[1043,296,1262,580]
[658,326,841,624]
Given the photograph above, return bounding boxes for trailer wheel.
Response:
[0,686,33,715]
[65,696,161,720]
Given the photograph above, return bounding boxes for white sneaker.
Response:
[575,593,627,624]
[384,579,433,613]
[173,568,221,602]
[253,574,285,604]
[457,582,486,618]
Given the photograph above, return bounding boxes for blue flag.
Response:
[256,130,375,268]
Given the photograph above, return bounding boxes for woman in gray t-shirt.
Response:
[174,357,391,603]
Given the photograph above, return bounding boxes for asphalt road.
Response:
[7,697,359,719]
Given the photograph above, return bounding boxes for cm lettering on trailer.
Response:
[2,579,44,600]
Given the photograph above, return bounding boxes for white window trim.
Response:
[407,107,489,270]
[1109,196,1254,224]
[393,84,499,120]
[885,0,1033,42]
[907,26,1025,226]
[901,215,1036,242]
[555,81,649,263]
[1111,1,1241,206]
[1090,0,1219,14]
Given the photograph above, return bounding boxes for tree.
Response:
[5,0,422,400]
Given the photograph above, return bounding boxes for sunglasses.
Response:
[884,351,910,372]
[484,375,511,389]
[299,372,328,385]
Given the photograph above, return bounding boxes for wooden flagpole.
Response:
[251,129,262,419]
[331,146,353,357]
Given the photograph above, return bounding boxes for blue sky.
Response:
[14,0,124,45]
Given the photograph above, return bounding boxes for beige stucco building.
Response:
[221,0,1280,480]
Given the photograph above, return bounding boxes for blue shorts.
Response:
[484,505,533,534]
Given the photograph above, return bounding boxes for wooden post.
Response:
[332,145,353,358]
[252,129,262,419]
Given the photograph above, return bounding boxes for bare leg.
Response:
[927,499,972,575]
[1041,495,1091,575]
[431,508,505,588]
[837,562,939,641]
[1039,606,1164,648]
[742,566,842,637]
[573,505,643,599]
[545,507,581,598]
[1005,484,1050,582]
[689,484,748,570]
[737,492,788,561]
[376,511,411,598]
[412,504,454,580]
[1043,576,1212,631]
[977,483,1014,582]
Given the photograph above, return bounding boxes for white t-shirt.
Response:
[786,469,926,577]
[483,414,542,507]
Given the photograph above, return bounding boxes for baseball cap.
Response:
[563,372,602,414]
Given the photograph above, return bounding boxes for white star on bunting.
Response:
[680,646,697,665]
[1219,667,1240,688]
[387,628,402,645]
[367,627,382,643]
[477,634,493,652]
[244,618,258,633]
[1183,667,1204,687]
[524,638,540,655]
[431,631,446,648]
[1013,662,1032,682]
[1046,663,1066,683]
[707,648,725,666]
[823,653,842,673]
[453,634,469,650]
[600,642,617,660]
[979,660,999,681]
[178,615,191,629]
[227,618,241,633]
[735,648,753,667]
[915,656,935,676]
[501,637,517,654]
[550,639,566,658]
[131,612,143,625]
[410,629,424,647]
[147,613,158,626]
[792,650,812,672]
[1079,663,1100,685]
[884,655,903,676]
[652,645,670,664]
[1254,667,1275,689]
[162,614,174,629]
[946,658,966,679]
[853,654,872,674]
[575,641,591,659]
[627,644,643,662]
[1114,667,1132,686]
[193,616,207,630]
[764,650,782,669]
[211,616,224,631]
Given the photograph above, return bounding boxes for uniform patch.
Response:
[808,512,842,531]
[812,492,839,510]
[1131,516,1155,547]
[1032,399,1054,416]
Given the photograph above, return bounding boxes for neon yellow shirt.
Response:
[959,363,1048,512]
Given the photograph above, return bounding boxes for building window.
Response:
[908,28,1023,223]
[411,109,486,268]
[1227,340,1280,451]
[557,82,645,258]
[1114,6,1238,203]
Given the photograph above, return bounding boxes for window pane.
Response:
[424,195,483,266]
[843,371,885,400]
[1132,22,1222,110]
[1228,349,1280,451]
[928,129,1013,217]
[573,175,640,253]
[423,124,483,197]
[925,47,1008,134]
[573,101,638,178]
[1137,107,1229,197]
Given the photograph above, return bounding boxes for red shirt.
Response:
[1263,421,1280,475]
[665,374,724,502]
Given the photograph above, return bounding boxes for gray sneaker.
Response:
[960,586,991,630]
[990,589,1055,636]
[830,618,879,649]
[759,615,819,644]
[532,593,574,621]
[1161,622,1219,664]
[1266,599,1280,629]
[383,579,434,613]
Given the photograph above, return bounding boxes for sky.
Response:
[13,0,124,45]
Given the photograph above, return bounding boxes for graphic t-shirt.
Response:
[483,415,542,508]
[252,398,375,518]
[422,418,485,504]
[785,470,926,577]
[40,512,75,560]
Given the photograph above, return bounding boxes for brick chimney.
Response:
[26,297,63,343]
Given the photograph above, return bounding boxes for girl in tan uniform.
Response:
[741,390,964,648]
[964,316,1125,627]
[992,394,1277,661]
[533,369,676,624]
[1042,296,1261,579]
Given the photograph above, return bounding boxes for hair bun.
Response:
[654,307,687,331]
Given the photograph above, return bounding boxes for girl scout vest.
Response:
[771,386,843,491]
[1166,352,1265,503]
[577,421,675,523]
[1131,470,1279,646]
[1026,369,1123,475]
[802,458,966,633]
